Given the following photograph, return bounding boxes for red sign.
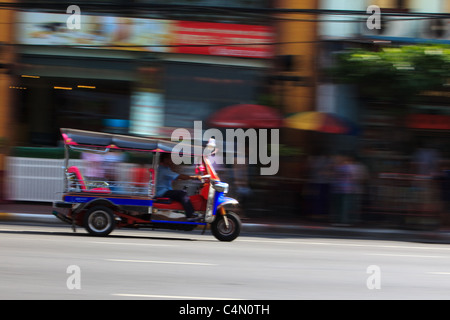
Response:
[172,21,275,59]
[407,114,450,130]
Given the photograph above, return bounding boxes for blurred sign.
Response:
[172,21,274,58]
[406,114,450,130]
[16,12,171,52]
[129,90,164,137]
[16,12,274,59]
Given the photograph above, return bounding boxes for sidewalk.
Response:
[1,201,450,243]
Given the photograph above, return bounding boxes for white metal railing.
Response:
[6,157,71,202]
[5,157,136,202]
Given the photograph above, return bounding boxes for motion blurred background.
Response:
[0,0,449,229]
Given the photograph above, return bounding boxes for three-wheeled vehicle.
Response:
[52,128,241,241]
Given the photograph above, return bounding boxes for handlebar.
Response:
[200,174,210,183]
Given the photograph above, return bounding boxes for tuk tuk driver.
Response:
[156,152,202,221]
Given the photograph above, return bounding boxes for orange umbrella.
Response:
[285,111,354,134]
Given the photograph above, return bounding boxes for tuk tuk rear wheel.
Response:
[84,206,115,236]
[211,211,241,242]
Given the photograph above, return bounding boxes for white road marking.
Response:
[427,272,450,275]
[240,238,450,252]
[0,234,177,247]
[106,259,217,266]
[91,241,176,247]
[112,293,240,300]
[238,239,302,245]
[365,253,447,259]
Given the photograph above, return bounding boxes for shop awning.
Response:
[406,114,450,130]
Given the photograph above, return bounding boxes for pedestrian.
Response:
[104,150,126,193]
[330,154,354,226]
[436,160,450,225]
[81,152,104,181]
[412,142,441,177]
[348,155,369,224]
[132,160,151,195]
[307,154,332,216]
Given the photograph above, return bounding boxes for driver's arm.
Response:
[177,174,202,181]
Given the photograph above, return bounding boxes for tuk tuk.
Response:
[52,128,241,241]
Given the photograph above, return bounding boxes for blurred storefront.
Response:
[360,0,450,164]
[12,11,274,146]
[319,0,450,155]
[315,0,450,226]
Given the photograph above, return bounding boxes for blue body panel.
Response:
[152,220,206,226]
[212,192,237,215]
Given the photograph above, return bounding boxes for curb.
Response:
[242,222,450,243]
[0,212,63,225]
[2,211,450,243]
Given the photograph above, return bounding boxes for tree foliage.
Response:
[332,45,450,104]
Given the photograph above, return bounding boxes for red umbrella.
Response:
[208,104,283,128]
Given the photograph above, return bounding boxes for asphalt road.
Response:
[2,222,450,300]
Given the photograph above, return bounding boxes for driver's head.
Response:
[160,152,173,166]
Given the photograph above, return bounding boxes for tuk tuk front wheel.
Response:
[83,206,115,236]
[211,211,241,242]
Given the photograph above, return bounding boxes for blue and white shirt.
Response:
[155,165,180,197]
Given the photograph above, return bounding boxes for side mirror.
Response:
[195,164,206,175]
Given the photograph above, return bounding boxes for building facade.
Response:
[0,1,15,145]
[274,0,318,115]
[318,0,450,160]
[11,2,275,146]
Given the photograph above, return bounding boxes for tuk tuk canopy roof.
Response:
[61,128,193,153]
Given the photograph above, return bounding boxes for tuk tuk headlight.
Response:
[213,181,228,193]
